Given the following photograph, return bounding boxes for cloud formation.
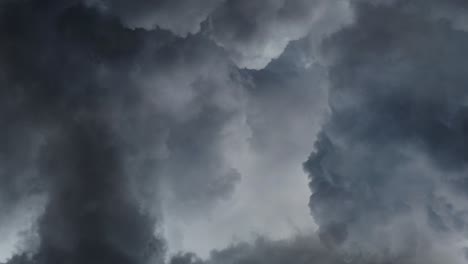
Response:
[88,0,352,69]
[0,1,247,262]
[0,2,168,263]
[1,0,468,264]
[86,0,223,36]
[305,0,468,261]
[206,0,352,69]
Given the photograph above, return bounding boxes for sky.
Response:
[1,0,468,264]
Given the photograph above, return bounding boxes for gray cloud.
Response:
[88,0,353,69]
[0,1,248,263]
[122,35,247,216]
[305,0,468,260]
[160,39,329,257]
[85,0,223,36]
[2,0,468,264]
[205,0,352,69]
[245,38,329,156]
[170,235,343,264]
[0,2,170,263]
[168,233,462,264]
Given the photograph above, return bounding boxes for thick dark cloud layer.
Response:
[123,35,246,216]
[0,2,168,263]
[86,0,222,36]
[2,0,468,264]
[87,0,352,69]
[0,0,246,263]
[206,0,352,69]
[246,38,329,156]
[168,234,457,264]
[305,0,468,261]
[170,235,344,264]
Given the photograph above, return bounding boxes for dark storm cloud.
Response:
[170,235,344,264]
[125,35,245,216]
[305,0,468,260]
[0,1,169,263]
[2,0,468,264]
[205,0,352,69]
[86,0,223,36]
[86,0,352,69]
[0,0,246,263]
[168,234,457,264]
[163,0,468,261]
[245,38,329,157]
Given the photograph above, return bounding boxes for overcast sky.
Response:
[1,1,468,264]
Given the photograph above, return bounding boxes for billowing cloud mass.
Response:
[88,0,353,68]
[206,0,352,69]
[168,234,460,264]
[169,235,344,264]
[1,0,468,264]
[85,0,223,36]
[305,0,468,262]
[0,1,246,263]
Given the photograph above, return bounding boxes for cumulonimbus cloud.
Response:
[305,0,468,262]
[2,1,468,264]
